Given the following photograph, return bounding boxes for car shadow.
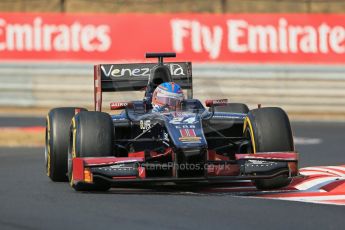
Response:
[83,182,279,196]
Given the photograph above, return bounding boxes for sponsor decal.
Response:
[247,160,267,164]
[170,116,197,124]
[100,63,185,78]
[0,16,111,52]
[179,128,201,142]
[171,17,345,60]
[179,136,201,143]
[140,120,151,130]
[101,66,150,78]
[170,117,184,124]
[205,99,228,107]
[0,13,344,63]
[110,102,128,110]
[213,114,245,119]
[213,99,228,105]
[174,124,196,129]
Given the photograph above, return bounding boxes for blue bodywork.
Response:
[111,103,246,151]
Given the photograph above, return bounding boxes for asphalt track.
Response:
[0,117,344,230]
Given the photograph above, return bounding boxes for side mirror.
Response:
[205,99,228,107]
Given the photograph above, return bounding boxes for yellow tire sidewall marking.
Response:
[70,117,77,187]
[243,117,256,154]
[46,115,51,176]
[71,117,77,159]
[69,174,74,187]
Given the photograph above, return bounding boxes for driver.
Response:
[152,82,184,112]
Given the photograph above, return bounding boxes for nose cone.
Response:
[165,113,207,149]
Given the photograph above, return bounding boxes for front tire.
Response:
[45,107,86,182]
[244,107,294,190]
[68,111,114,191]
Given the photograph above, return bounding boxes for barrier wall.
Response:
[1,63,345,119]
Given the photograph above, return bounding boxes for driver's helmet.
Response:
[152,82,184,112]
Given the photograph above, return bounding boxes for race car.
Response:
[45,52,298,191]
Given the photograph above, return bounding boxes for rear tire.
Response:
[45,107,87,182]
[244,107,294,190]
[213,103,249,114]
[68,111,114,191]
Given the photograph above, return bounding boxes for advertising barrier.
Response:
[0,13,344,63]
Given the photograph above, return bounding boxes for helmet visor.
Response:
[155,95,183,109]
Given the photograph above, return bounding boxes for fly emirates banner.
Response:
[0,13,344,64]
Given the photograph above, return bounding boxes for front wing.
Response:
[71,152,298,187]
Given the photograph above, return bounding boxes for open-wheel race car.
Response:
[45,52,298,191]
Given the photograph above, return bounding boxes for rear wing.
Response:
[94,62,193,111]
